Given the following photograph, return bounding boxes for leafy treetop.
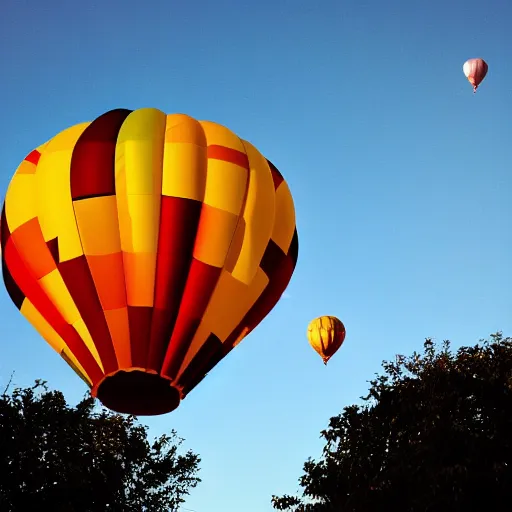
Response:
[272,332,512,511]
[0,379,201,512]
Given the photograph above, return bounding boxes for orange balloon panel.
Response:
[1,108,299,415]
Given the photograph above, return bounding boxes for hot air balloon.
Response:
[307,316,345,364]
[1,108,299,415]
[463,58,488,93]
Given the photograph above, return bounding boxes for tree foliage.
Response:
[272,332,512,511]
[0,379,201,511]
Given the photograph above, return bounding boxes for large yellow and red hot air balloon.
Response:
[307,316,345,364]
[463,58,488,93]
[1,108,298,415]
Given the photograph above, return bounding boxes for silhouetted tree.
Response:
[0,379,200,511]
[272,333,512,511]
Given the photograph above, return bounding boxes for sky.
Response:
[0,0,511,510]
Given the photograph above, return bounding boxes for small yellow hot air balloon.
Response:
[307,316,345,364]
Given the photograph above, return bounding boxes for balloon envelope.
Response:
[307,316,345,364]
[1,108,299,415]
[463,58,488,92]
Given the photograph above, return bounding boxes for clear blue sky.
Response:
[1,0,511,510]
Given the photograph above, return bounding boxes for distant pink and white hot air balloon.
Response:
[463,58,488,93]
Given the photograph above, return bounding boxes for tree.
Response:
[0,379,201,512]
[272,332,512,511]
